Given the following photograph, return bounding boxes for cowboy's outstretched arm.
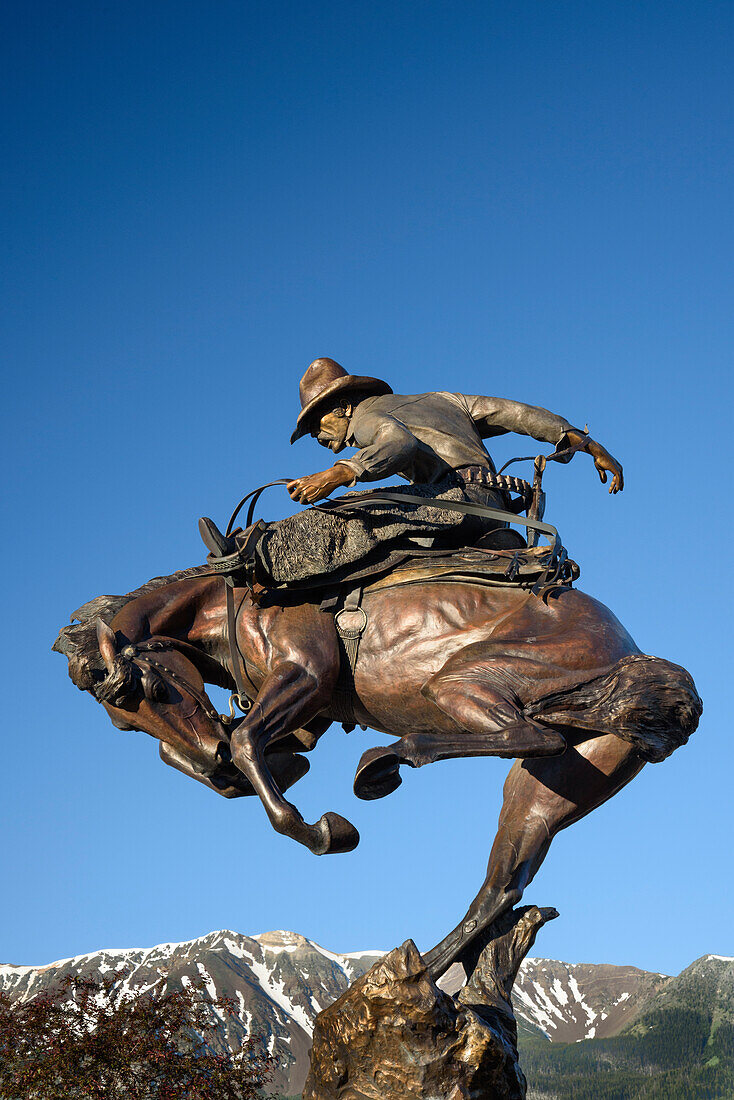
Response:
[561,428,624,494]
[464,395,624,494]
[287,463,354,504]
[288,416,418,504]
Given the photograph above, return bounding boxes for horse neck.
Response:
[119,575,273,693]
[115,574,230,670]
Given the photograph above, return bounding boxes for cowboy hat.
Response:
[290,358,392,443]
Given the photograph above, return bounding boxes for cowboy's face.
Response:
[313,407,351,453]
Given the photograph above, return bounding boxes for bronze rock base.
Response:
[303,905,558,1100]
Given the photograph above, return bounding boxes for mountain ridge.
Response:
[2,929,731,1097]
[523,952,734,1098]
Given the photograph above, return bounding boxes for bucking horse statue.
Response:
[53,361,701,981]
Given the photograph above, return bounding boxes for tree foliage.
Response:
[0,972,273,1099]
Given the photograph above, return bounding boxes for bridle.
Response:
[119,637,245,727]
[130,443,586,730]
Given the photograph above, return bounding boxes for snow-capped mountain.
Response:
[1,931,726,1096]
[523,953,734,1098]
[514,957,668,1042]
[0,930,382,1096]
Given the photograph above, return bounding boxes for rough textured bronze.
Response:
[303,905,556,1100]
[53,558,701,981]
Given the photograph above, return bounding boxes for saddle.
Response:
[254,538,580,605]
[365,544,580,593]
[314,541,581,734]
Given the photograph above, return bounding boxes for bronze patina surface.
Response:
[53,361,700,1096]
[303,907,557,1100]
[53,536,700,978]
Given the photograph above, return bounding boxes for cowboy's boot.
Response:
[198,517,267,585]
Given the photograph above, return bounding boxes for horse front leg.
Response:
[159,740,310,800]
[422,731,645,980]
[229,661,360,855]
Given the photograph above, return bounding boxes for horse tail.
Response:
[528,654,702,762]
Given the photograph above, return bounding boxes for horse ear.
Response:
[96,618,118,673]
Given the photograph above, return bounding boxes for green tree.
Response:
[0,972,273,1099]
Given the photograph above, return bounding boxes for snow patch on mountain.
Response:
[248,955,314,1036]
[0,932,680,1094]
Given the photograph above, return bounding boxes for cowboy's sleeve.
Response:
[335,408,418,482]
[461,394,584,461]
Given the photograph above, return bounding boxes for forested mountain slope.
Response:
[522,954,734,1099]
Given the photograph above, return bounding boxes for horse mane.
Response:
[52,565,212,689]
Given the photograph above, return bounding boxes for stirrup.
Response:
[206,548,252,579]
[199,518,266,585]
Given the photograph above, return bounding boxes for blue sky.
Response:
[1,0,731,976]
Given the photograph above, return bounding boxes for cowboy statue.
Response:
[56,360,699,1100]
[198,358,623,588]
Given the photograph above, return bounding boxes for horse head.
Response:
[54,600,242,790]
[93,619,167,710]
[54,581,312,801]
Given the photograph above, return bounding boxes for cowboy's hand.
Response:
[588,440,624,494]
[287,464,354,504]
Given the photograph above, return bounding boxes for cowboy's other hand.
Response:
[287,464,354,504]
[588,441,624,493]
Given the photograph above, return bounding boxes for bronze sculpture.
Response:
[54,359,701,1095]
[198,358,623,588]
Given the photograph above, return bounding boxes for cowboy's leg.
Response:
[254,478,477,585]
[203,478,482,587]
[254,506,392,585]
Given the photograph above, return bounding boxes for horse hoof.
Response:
[312,812,360,855]
[354,746,403,801]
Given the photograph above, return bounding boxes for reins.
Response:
[214,442,587,723]
[225,479,294,536]
[320,491,562,555]
[119,637,243,726]
[225,585,257,718]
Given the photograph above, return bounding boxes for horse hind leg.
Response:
[423,654,701,979]
[421,650,566,754]
[422,730,646,981]
[353,654,565,801]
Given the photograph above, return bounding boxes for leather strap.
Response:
[332,587,367,731]
[225,479,294,536]
[121,637,228,724]
[225,582,257,708]
[320,491,561,554]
